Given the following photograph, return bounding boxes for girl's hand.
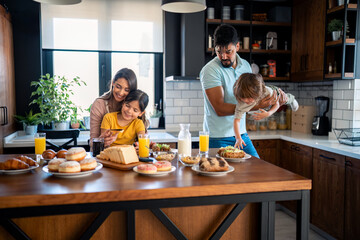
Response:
[277,88,288,106]
[235,137,246,149]
[100,130,119,148]
[252,109,270,120]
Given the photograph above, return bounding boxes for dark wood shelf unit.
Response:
[326,38,356,47]
[327,3,357,14]
[251,49,291,54]
[263,77,289,81]
[324,73,341,78]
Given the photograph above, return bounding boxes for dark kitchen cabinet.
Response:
[252,139,279,165]
[278,141,313,213]
[312,149,345,240]
[344,156,360,239]
[0,6,16,154]
[205,0,292,81]
[291,0,326,81]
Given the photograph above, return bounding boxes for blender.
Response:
[312,96,330,136]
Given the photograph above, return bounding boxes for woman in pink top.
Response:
[90,68,137,147]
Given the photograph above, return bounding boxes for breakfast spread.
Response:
[199,157,229,172]
[217,146,245,158]
[96,145,139,165]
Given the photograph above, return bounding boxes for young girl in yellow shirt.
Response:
[101,89,149,147]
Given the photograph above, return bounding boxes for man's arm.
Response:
[205,86,236,116]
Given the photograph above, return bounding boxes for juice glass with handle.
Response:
[34,132,46,162]
[199,131,209,156]
[138,134,150,158]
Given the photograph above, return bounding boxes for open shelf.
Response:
[325,73,341,78]
[326,38,356,46]
[251,49,291,54]
[206,19,291,27]
[327,3,357,14]
[263,77,289,81]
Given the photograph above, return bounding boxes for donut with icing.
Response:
[154,161,172,171]
[79,158,97,171]
[48,158,67,172]
[65,147,86,161]
[58,161,81,173]
[137,164,157,174]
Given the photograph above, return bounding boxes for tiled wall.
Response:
[164,79,360,132]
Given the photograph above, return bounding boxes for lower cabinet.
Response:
[344,156,360,240]
[312,149,345,240]
[252,139,279,165]
[278,141,313,213]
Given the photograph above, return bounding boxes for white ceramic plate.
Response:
[42,163,103,178]
[133,166,176,177]
[191,165,234,177]
[216,153,251,162]
[0,165,39,175]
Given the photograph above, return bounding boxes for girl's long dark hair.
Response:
[100,68,137,100]
[123,89,149,129]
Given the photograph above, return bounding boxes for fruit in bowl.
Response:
[153,151,176,161]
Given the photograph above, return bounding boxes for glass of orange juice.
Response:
[199,131,209,156]
[35,132,46,162]
[138,134,150,158]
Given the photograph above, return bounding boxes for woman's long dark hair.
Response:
[100,68,137,100]
[122,89,149,129]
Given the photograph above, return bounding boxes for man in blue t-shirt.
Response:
[200,24,288,157]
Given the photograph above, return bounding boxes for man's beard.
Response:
[221,59,234,68]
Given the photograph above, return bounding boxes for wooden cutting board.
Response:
[96,158,141,171]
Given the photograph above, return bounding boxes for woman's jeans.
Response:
[209,133,259,158]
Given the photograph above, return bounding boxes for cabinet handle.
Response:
[300,55,304,71]
[295,146,300,151]
[345,160,353,167]
[319,154,336,161]
[290,145,296,150]
[305,54,308,70]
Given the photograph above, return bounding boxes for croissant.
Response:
[56,149,67,159]
[0,158,29,170]
[16,155,37,166]
[42,149,57,159]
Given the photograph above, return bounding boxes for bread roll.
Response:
[199,157,229,172]
[79,158,97,171]
[0,158,29,170]
[42,149,57,159]
[16,155,37,166]
[48,158,67,172]
[58,161,81,173]
[56,149,67,159]
[65,147,86,161]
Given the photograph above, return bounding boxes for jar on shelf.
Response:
[260,64,269,77]
[246,115,257,131]
[277,111,287,130]
[268,115,277,130]
[259,119,268,131]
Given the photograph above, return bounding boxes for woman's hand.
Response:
[99,129,118,148]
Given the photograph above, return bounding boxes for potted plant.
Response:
[30,73,86,130]
[328,19,343,41]
[70,106,85,129]
[83,104,91,130]
[13,110,41,135]
[149,104,162,129]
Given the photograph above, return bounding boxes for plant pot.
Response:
[53,121,69,130]
[332,31,341,41]
[149,117,160,128]
[83,116,90,129]
[25,125,38,135]
[71,122,80,129]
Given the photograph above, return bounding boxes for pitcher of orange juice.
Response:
[138,134,150,158]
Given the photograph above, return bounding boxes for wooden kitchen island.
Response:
[0,149,311,240]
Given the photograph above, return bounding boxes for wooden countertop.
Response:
[0,150,311,209]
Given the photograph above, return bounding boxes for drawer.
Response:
[314,148,345,167]
[253,140,277,149]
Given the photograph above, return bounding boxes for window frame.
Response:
[42,49,164,129]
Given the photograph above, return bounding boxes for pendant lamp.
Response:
[161,0,206,13]
[33,0,81,5]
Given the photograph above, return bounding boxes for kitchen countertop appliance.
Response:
[312,96,330,136]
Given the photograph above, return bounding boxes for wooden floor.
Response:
[275,210,326,240]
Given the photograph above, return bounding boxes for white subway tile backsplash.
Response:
[337,80,352,90]
[189,81,202,90]
[343,110,354,121]
[166,99,174,107]
[333,90,343,100]
[166,82,174,90]
[182,91,198,98]
[182,107,198,115]
[355,90,360,100]
[354,79,360,90]
[337,100,351,110]
[336,119,350,128]
[197,106,204,114]
[174,99,189,107]
[166,90,182,98]
[354,111,360,121]
[166,107,182,115]
[343,90,355,100]
[354,100,360,110]
[174,82,190,90]
[190,98,204,107]
[174,115,190,123]
[190,114,204,123]
[332,109,343,119]
[165,115,174,124]
[351,120,360,128]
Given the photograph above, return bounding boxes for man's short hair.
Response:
[214,24,238,47]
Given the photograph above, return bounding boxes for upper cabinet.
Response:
[291,0,326,82]
[324,0,359,80]
[205,0,292,81]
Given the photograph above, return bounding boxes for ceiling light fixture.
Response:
[161,0,206,13]
[33,0,81,5]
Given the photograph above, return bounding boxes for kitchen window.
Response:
[40,0,163,127]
